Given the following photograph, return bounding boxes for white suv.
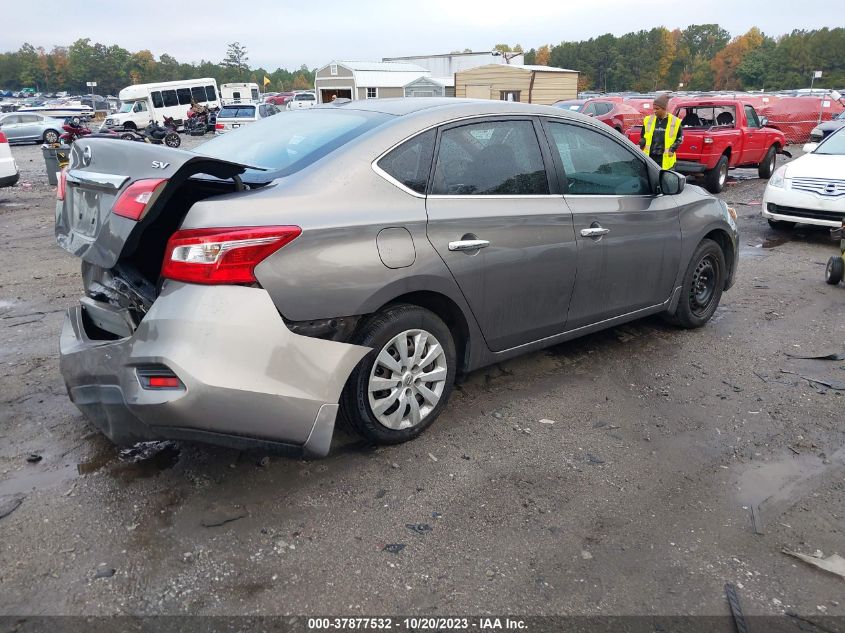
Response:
[287,92,317,110]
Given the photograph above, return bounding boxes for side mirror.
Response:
[803,142,818,153]
[760,116,769,127]
[659,170,685,195]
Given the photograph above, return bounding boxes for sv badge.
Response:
[152,160,170,170]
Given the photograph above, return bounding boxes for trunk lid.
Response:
[55,138,257,269]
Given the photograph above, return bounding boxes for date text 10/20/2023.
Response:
[307,617,528,630]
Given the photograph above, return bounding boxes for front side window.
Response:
[546,121,651,195]
[177,88,192,105]
[377,129,436,194]
[134,101,148,112]
[192,86,207,103]
[366,88,377,99]
[744,105,761,128]
[151,91,164,108]
[162,90,178,107]
[431,120,549,195]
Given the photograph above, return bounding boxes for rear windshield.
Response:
[218,106,256,118]
[195,109,392,182]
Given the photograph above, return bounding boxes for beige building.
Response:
[313,61,429,104]
[455,64,578,105]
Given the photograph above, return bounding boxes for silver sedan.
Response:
[0,112,64,144]
[55,99,739,457]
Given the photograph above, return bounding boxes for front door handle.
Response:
[580,227,610,237]
[449,239,490,252]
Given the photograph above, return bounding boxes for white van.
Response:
[104,78,220,131]
[220,83,260,105]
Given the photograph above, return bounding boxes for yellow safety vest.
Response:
[642,114,682,170]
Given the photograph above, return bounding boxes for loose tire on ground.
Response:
[758,146,777,178]
[826,256,844,285]
[664,238,726,329]
[340,304,456,445]
[704,155,729,193]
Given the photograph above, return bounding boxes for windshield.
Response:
[816,128,845,155]
[837,111,845,120]
[218,106,256,118]
[119,102,134,113]
[195,108,391,182]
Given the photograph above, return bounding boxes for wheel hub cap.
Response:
[368,329,448,430]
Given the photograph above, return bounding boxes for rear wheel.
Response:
[664,239,726,328]
[767,219,796,230]
[704,155,729,193]
[758,146,777,178]
[43,129,59,144]
[340,305,456,445]
[164,132,181,148]
[826,256,844,285]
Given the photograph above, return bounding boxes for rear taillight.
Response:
[0,131,7,143]
[112,179,167,220]
[215,123,224,129]
[161,226,302,285]
[137,367,183,390]
[57,168,67,200]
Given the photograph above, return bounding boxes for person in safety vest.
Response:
[639,93,683,170]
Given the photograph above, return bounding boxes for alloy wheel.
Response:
[368,329,448,430]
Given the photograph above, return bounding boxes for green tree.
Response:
[222,42,249,80]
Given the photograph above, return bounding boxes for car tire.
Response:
[758,146,777,178]
[704,155,729,193]
[43,129,60,144]
[826,256,844,285]
[767,219,796,230]
[340,304,456,445]
[664,239,726,329]
[123,122,136,131]
[164,132,181,148]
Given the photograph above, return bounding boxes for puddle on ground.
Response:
[736,445,845,510]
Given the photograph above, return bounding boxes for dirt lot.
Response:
[0,136,843,622]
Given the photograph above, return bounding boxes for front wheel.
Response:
[43,129,60,144]
[164,132,181,148]
[758,146,777,179]
[826,256,844,285]
[664,239,726,328]
[340,305,456,445]
[704,155,729,193]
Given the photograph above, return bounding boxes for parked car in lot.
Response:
[266,92,295,106]
[628,98,790,193]
[0,112,64,144]
[214,103,280,134]
[762,127,845,230]
[286,91,317,110]
[55,99,738,457]
[580,98,643,134]
[552,99,586,111]
[0,130,19,186]
[810,110,845,142]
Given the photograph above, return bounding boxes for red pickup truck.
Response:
[627,98,790,193]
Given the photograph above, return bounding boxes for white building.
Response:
[382,51,525,97]
[313,61,429,104]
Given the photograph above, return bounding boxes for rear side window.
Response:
[177,88,192,105]
[191,86,206,103]
[219,106,256,118]
[546,121,650,195]
[431,120,549,195]
[205,85,217,102]
[151,91,164,108]
[162,90,178,107]
[377,129,436,194]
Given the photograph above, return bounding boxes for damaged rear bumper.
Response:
[60,282,369,457]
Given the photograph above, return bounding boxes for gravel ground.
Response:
[0,136,843,620]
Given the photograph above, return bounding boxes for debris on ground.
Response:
[94,566,115,579]
[783,349,845,361]
[539,419,556,425]
[586,453,605,464]
[783,549,845,580]
[581,550,593,560]
[25,453,42,463]
[118,441,180,464]
[405,523,432,535]
[0,494,25,520]
[200,504,249,528]
[428,453,438,462]
[257,456,270,467]
[725,583,749,633]
[382,544,405,554]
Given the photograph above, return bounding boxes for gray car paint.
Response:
[56,98,738,455]
[0,113,63,144]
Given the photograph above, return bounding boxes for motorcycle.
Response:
[117,117,181,147]
[184,105,219,135]
[59,117,93,144]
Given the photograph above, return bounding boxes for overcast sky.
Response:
[5,0,835,70]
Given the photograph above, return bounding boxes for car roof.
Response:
[319,97,583,118]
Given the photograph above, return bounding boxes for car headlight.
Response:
[769,165,787,188]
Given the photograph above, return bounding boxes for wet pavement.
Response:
[1,140,844,618]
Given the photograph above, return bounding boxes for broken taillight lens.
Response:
[161,226,302,285]
[112,178,167,220]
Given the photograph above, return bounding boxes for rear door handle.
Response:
[580,227,610,237]
[449,239,490,251]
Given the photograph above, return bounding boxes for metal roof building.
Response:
[314,61,429,103]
